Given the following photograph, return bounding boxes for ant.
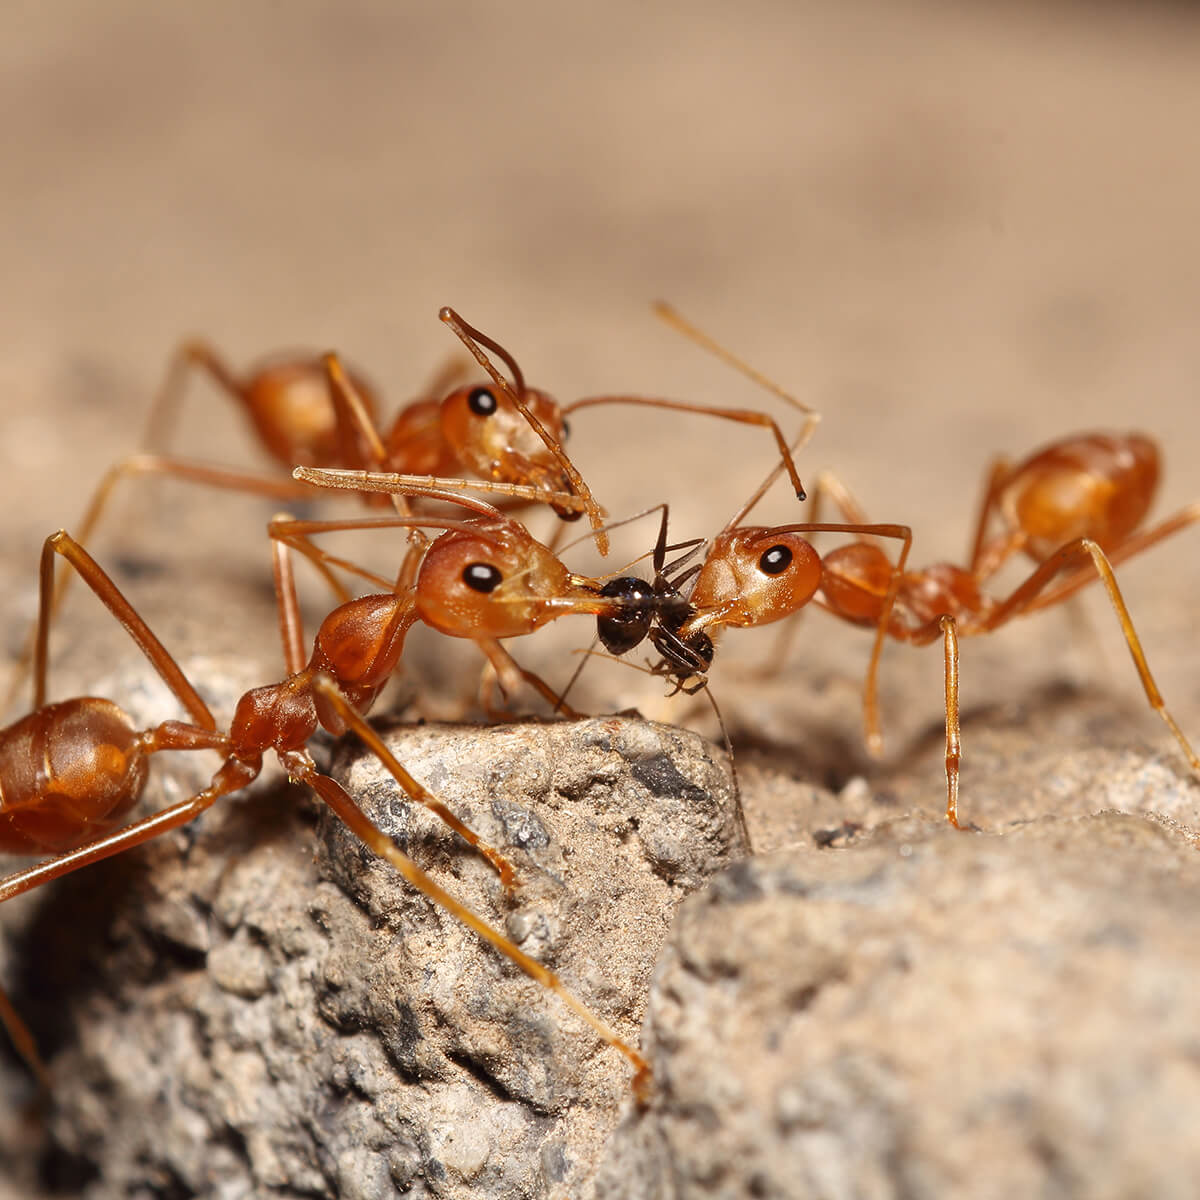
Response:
[616,431,1199,830]
[0,492,661,1095]
[512,309,1199,833]
[68,303,815,566]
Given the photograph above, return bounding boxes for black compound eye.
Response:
[467,387,498,416]
[561,418,571,440]
[462,562,503,593]
[759,545,793,575]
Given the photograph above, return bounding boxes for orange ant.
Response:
[64,303,817,569]
[610,430,1199,830]
[497,306,1198,833]
[0,491,661,1095]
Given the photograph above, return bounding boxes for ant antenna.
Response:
[439,307,527,398]
[438,307,610,555]
[653,300,822,511]
[700,684,751,857]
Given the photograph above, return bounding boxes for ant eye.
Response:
[462,562,503,593]
[561,418,571,440]
[467,387,498,417]
[759,545,793,575]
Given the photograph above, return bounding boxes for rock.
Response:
[596,814,1200,1199]
[3,716,740,1198]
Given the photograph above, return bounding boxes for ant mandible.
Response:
[0,492,658,1094]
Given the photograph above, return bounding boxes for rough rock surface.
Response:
[596,814,1200,1200]
[2,717,741,1198]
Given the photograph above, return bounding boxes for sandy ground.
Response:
[2,0,1200,1193]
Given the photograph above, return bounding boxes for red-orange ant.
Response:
[63,303,818,573]
[622,430,1199,830]
[0,493,659,1095]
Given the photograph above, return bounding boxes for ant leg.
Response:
[978,539,1200,772]
[967,456,1022,579]
[477,639,583,720]
[3,457,314,712]
[287,722,651,1097]
[0,985,51,1092]
[807,470,873,528]
[303,683,519,889]
[323,353,417,523]
[939,615,966,829]
[139,340,242,452]
[271,533,308,675]
[35,532,217,730]
[1022,502,1200,613]
[268,520,388,597]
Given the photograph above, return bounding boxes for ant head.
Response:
[688,527,822,631]
[595,576,656,654]
[415,520,605,640]
[438,385,575,506]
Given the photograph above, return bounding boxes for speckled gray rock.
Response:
[2,716,740,1199]
[596,814,1200,1200]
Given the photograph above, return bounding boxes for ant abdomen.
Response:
[242,358,381,469]
[1000,432,1159,559]
[0,698,146,853]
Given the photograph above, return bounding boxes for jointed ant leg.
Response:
[980,538,1200,772]
[477,639,583,720]
[1022,503,1200,612]
[966,455,1018,577]
[140,340,243,453]
[296,689,651,1096]
[35,532,218,730]
[3,457,314,713]
[323,353,418,526]
[939,615,965,829]
[308,685,518,890]
[0,984,51,1093]
[271,533,308,676]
